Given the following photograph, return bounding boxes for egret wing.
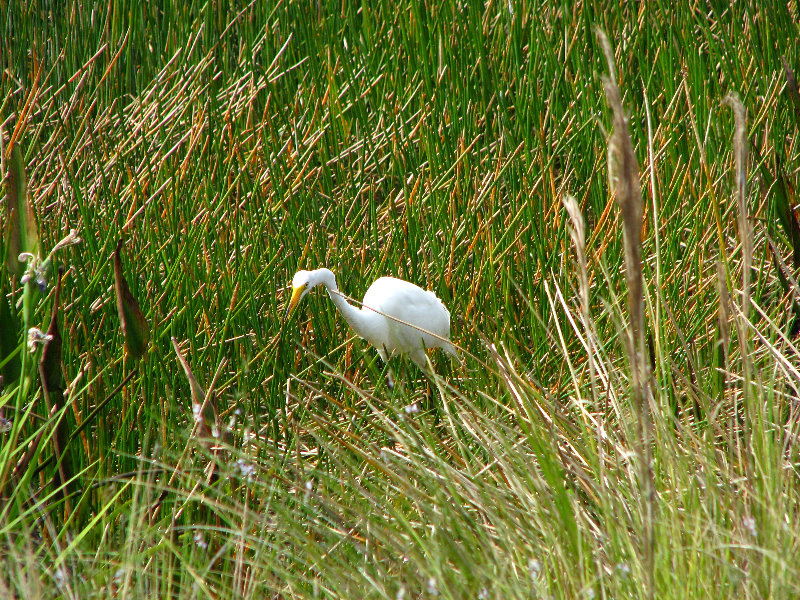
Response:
[362,277,452,356]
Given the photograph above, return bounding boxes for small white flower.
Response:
[27,327,53,352]
[235,459,255,479]
[396,586,406,600]
[19,252,48,292]
[528,558,542,579]
[586,589,596,599]
[743,516,757,537]
[404,402,419,414]
[304,479,314,501]
[194,531,208,550]
[427,577,438,596]
[478,588,489,599]
[53,566,68,588]
[616,562,631,579]
[19,229,82,293]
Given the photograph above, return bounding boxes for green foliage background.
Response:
[1,1,800,598]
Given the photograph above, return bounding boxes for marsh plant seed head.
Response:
[0,417,11,433]
[51,229,82,253]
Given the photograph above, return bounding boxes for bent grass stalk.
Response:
[597,27,655,600]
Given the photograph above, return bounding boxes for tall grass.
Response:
[2,1,800,598]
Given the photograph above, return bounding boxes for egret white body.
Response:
[286,268,457,378]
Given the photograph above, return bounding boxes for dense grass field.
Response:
[2,1,800,598]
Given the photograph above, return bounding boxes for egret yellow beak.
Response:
[284,284,306,320]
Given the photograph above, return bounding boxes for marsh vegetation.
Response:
[2,2,800,598]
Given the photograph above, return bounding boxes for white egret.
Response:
[285,268,457,386]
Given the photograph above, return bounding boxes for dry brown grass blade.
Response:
[723,93,750,321]
[723,92,752,464]
[554,194,607,491]
[715,259,731,361]
[171,337,217,445]
[113,239,150,361]
[597,27,655,600]
[562,193,598,403]
[149,341,224,522]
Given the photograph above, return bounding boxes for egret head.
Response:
[285,270,313,319]
[285,269,336,319]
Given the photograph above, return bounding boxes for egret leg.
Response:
[377,349,395,390]
[410,351,439,419]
